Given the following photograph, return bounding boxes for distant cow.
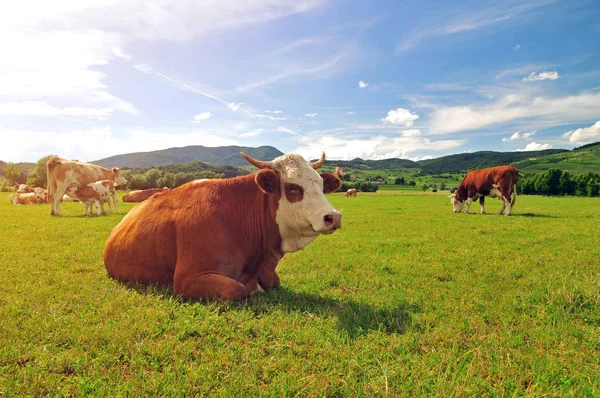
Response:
[10,188,46,205]
[46,157,127,216]
[104,152,342,301]
[450,165,518,215]
[66,180,118,216]
[123,187,170,203]
[14,184,34,194]
[345,188,357,198]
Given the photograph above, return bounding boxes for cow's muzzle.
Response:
[323,211,342,232]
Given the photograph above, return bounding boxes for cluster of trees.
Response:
[123,169,224,190]
[517,169,600,197]
[339,181,380,193]
[393,176,417,186]
[0,156,50,192]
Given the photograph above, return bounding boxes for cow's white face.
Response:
[33,187,45,203]
[450,193,465,213]
[248,153,342,253]
[112,169,128,186]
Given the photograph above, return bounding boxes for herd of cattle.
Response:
[6,153,519,300]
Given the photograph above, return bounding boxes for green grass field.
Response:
[1,191,599,396]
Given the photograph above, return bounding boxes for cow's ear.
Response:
[255,169,280,194]
[321,173,341,194]
[112,167,119,174]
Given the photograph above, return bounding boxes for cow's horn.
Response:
[311,152,326,169]
[240,152,272,169]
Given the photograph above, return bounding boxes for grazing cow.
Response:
[122,187,170,203]
[450,165,519,215]
[346,188,357,198]
[14,184,34,194]
[104,152,342,301]
[65,180,117,216]
[46,157,127,216]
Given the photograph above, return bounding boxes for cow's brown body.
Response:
[104,152,342,301]
[11,193,37,205]
[122,188,169,202]
[452,165,518,215]
[46,157,126,216]
[346,188,357,198]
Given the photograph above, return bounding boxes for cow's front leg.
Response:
[174,269,248,301]
[503,197,512,216]
[479,196,486,214]
[464,197,473,213]
[258,268,281,291]
[498,198,506,214]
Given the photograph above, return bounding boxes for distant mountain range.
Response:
[89,143,600,175]
[93,145,284,168]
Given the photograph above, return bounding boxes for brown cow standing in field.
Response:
[104,152,342,301]
[346,188,357,198]
[122,187,170,203]
[46,157,127,216]
[450,165,518,215]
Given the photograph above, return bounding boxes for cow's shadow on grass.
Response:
[513,212,556,218]
[121,282,420,338]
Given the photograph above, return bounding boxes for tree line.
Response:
[517,169,600,197]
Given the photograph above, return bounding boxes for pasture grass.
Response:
[1,191,599,396]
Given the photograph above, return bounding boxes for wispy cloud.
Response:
[347,111,356,115]
[0,101,113,119]
[267,36,335,56]
[396,1,556,54]
[502,130,536,141]
[236,49,350,92]
[358,80,369,88]
[495,64,552,79]
[305,113,319,118]
[514,44,521,50]
[256,114,287,121]
[523,71,560,82]
[430,92,600,134]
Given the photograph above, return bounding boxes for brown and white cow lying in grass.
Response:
[65,180,118,216]
[104,152,342,301]
[9,187,47,205]
[450,165,519,216]
[14,184,35,194]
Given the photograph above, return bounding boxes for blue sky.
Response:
[1,0,599,163]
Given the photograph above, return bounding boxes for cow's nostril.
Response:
[324,214,334,226]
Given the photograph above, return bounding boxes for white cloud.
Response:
[347,112,356,115]
[240,129,263,138]
[305,113,319,118]
[381,108,420,127]
[0,126,240,163]
[495,64,550,80]
[294,133,464,161]
[0,101,113,119]
[265,110,282,114]
[523,71,559,82]
[256,114,287,121]
[192,112,212,122]
[563,121,600,146]
[358,80,369,88]
[516,142,553,151]
[502,130,536,141]
[429,92,600,134]
[514,44,521,50]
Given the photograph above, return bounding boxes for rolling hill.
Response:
[93,145,284,168]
